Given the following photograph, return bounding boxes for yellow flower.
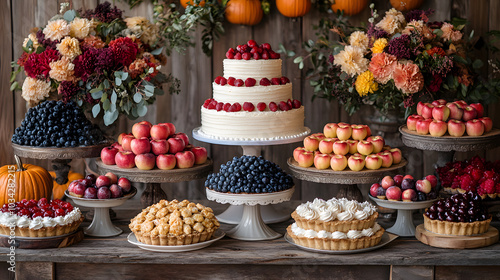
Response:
[57,37,81,60]
[355,71,379,96]
[371,38,388,54]
[333,46,369,77]
[69,17,92,39]
[21,77,51,104]
[43,19,70,41]
[49,57,75,82]
[349,31,369,50]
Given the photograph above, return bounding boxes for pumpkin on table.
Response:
[0,155,53,205]
[330,0,368,16]
[49,170,84,200]
[390,0,424,11]
[225,0,264,26]
[276,0,311,18]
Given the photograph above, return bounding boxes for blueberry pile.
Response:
[11,101,105,147]
[206,156,294,193]
[425,192,489,223]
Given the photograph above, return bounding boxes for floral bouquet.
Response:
[11,2,179,126]
[295,5,500,117]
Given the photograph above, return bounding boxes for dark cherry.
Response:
[446,215,456,222]
[444,200,452,208]
[458,208,466,215]
[438,212,446,221]
[428,212,437,220]
[451,205,459,213]
[468,208,476,216]
[429,205,437,212]
[457,215,466,222]
[437,205,445,213]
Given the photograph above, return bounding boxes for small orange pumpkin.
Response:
[276,0,311,18]
[0,155,53,205]
[180,0,206,8]
[49,171,84,200]
[225,0,263,26]
[390,0,424,11]
[331,0,368,16]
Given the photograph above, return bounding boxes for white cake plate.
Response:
[193,127,309,224]
[66,187,137,237]
[206,187,294,241]
[369,196,437,237]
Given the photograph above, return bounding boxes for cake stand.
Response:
[399,126,500,167]
[12,141,111,185]
[95,159,213,207]
[193,126,310,224]
[66,187,137,237]
[369,196,437,237]
[287,157,408,202]
[206,187,295,240]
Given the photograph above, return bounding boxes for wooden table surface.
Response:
[2,199,500,280]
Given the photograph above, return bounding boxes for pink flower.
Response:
[393,62,424,94]
[368,53,397,84]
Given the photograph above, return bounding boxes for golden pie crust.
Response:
[291,210,378,232]
[0,216,84,237]
[129,199,220,246]
[423,214,492,236]
[287,225,384,250]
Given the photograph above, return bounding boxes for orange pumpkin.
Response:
[49,171,84,200]
[390,0,424,11]
[0,155,53,205]
[225,0,263,26]
[276,0,311,18]
[330,0,368,16]
[180,0,206,8]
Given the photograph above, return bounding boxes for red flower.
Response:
[429,74,443,92]
[426,47,446,57]
[23,49,60,79]
[17,52,30,67]
[108,37,138,67]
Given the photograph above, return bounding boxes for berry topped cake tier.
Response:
[200,40,307,140]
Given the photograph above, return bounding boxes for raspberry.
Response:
[208,100,217,110]
[460,174,475,192]
[471,169,482,181]
[203,99,212,108]
[281,76,290,84]
[261,51,269,60]
[269,102,278,112]
[229,104,237,112]
[227,77,236,86]
[270,51,280,59]
[271,78,281,85]
[247,40,257,48]
[253,52,261,60]
[219,77,227,85]
[292,99,301,108]
[481,178,496,194]
[227,47,236,54]
[242,53,251,60]
[260,78,271,86]
[223,103,231,112]
[261,43,271,50]
[236,44,245,52]
[234,79,244,87]
[279,101,290,111]
[234,52,242,60]
[287,99,293,108]
[257,102,266,111]
[250,47,259,54]
[216,102,224,111]
[233,102,241,111]
[226,51,234,59]
[483,170,495,179]
[243,102,255,112]
[214,76,223,84]
[245,78,256,87]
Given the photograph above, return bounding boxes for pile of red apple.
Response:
[369,174,439,202]
[100,121,208,170]
[293,123,403,171]
[407,99,493,137]
[68,173,132,199]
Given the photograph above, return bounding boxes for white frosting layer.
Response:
[200,106,306,139]
[223,59,282,80]
[0,208,82,228]
[295,198,377,222]
[291,222,382,240]
[213,83,293,104]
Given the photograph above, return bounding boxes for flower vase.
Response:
[361,106,405,148]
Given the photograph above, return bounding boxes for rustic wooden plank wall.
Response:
[2,0,500,201]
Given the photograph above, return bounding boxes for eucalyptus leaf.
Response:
[63,10,76,22]
[10,81,18,91]
[101,93,108,102]
[144,85,154,93]
[121,72,129,80]
[111,90,117,104]
[102,99,111,111]
[137,103,148,117]
[91,90,103,99]
[77,99,83,106]
[115,77,122,86]
[110,103,116,112]
[133,92,142,103]
[103,79,110,88]
[103,110,119,126]
[150,47,164,55]
[92,104,101,118]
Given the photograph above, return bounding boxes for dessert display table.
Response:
[399,126,500,167]
[193,126,310,224]
[287,157,408,202]
[206,187,294,241]
[3,201,500,280]
[12,142,111,185]
[95,159,213,207]
[66,187,137,237]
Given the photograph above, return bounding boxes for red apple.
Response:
[132,122,151,139]
[346,140,358,154]
[432,105,450,121]
[462,106,477,122]
[377,151,393,168]
[156,154,177,170]
[447,120,465,137]
[100,146,119,165]
[333,140,349,155]
[115,151,136,169]
[357,140,374,156]
[303,136,320,152]
[131,137,151,155]
[429,120,448,137]
[425,175,438,188]
[416,119,432,135]
[407,114,424,131]
[421,103,434,119]
[191,147,208,164]
[416,101,425,116]
[470,103,484,118]
[336,125,352,141]
[151,139,169,156]
[370,183,381,197]
[386,186,402,201]
[121,135,135,152]
[365,154,382,170]
[105,172,117,184]
[297,151,314,167]
[118,177,132,193]
[416,179,432,194]
[479,117,493,133]
[323,123,339,138]
[158,123,176,136]
[466,119,484,136]
[69,182,86,198]
[150,124,170,140]
[402,189,417,202]
[390,148,402,164]
[184,144,194,151]
[318,139,335,154]
[135,153,156,170]
[381,175,395,189]
[454,100,468,108]
[96,175,111,188]
[293,147,306,162]
[314,153,331,169]
[330,154,348,171]
[167,137,186,154]
[111,142,123,152]
[117,133,132,145]
[311,133,326,140]
[446,102,464,120]
[173,132,190,146]
[365,125,372,137]
[175,151,195,169]
[351,125,368,141]
[366,136,385,153]
[347,155,365,171]
[432,99,447,106]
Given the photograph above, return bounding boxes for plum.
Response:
[97,187,111,199]
[84,187,98,199]
[109,184,123,198]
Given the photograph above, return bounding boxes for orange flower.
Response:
[426,47,446,57]
[393,62,424,94]
[368,53,397,84]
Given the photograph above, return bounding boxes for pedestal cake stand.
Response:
[95,159,213,207]
[287,157,407,202]
[66,187,137,237]
[206,187,295,240]
[193,126,310,224]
